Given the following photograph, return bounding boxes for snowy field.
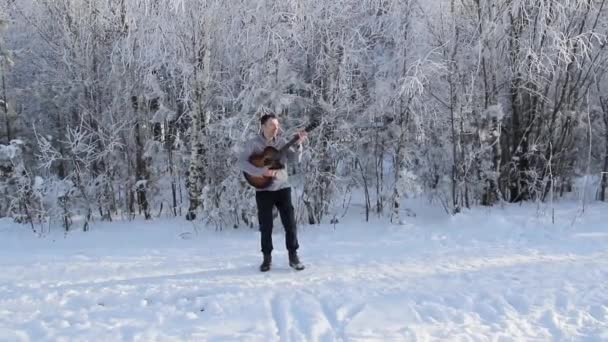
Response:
[0,200,607,341]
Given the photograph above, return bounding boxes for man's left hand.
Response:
[296,131,308,145]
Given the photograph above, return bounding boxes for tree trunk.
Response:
[601,97,608,201]
[186,24,211,220]
[374,129,384,214]
[601,135,608,202]
[392,96,412,224]
[135,120,151,220]
[507,10,528,203]
[449,31,461,213]
[132,96,151,220]
[185,110,204,221]
[1,66,10,144]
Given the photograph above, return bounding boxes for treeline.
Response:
[0,0,606,230]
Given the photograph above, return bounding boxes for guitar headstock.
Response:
[304,102,324,132]
[304,119,320,132]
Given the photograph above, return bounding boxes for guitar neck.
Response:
[277,121,318,154]
[278,136,300,154]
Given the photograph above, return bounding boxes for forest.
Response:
[0,0,607,231]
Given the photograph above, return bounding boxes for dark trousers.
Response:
[255,187,299,255]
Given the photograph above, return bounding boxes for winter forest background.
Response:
[0,0,607,232]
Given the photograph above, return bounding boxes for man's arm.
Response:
[285,142,303,164]
[284,131,306,163]
[238,140,266,176]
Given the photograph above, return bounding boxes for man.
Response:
[239,113,308,272]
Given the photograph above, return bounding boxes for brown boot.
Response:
[260,253,271,272]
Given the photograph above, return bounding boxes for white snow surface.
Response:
[0,200,607,341]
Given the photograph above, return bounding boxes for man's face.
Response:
[263,118,279,139]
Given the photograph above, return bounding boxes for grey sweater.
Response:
[238,133,303,191]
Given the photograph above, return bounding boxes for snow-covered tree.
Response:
[1,0,607,230]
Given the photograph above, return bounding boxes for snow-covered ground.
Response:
[0,199,607,341]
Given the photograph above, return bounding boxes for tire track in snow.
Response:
[270,294,289,341]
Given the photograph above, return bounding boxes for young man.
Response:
[239,113,308,272]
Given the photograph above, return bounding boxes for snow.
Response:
[484,104,504,120]
[0,199,607,341]
[151,103,176,123]
[0,140,23,162]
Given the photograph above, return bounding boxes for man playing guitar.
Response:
[238,113,308,272]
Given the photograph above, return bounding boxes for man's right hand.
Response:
[263,169,276,178]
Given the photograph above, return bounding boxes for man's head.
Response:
[260,113,279,140]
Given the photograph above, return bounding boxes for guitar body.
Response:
[243,146,284,189]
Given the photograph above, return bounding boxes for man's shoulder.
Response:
[243,134,263,144]
[241,135,265,151]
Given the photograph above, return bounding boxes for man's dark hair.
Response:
[260,113,277,126]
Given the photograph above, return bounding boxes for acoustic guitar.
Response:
[244,121,319,189]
